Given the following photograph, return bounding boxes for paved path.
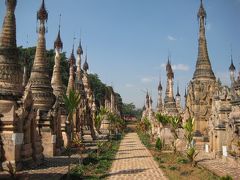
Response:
[197,152,240,180]
[107,132,167,180]
[0,155,82,180]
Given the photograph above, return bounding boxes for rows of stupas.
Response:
[0,0,121,170]
[142,0,240,159]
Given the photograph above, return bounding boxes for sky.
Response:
[0,0,240,108]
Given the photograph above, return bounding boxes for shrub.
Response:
[137,117,151,132]
[138,132,152,148]
[70,165,84,177]
[177,157,188,164]
[156,113,168,126]
[155,137,163,151]
[186,147,198,166]
[220,175,233,180]
[169,166,178,171]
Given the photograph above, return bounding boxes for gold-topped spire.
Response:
[193,0,215,80]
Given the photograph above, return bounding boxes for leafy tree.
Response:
[18,46,69,87]
[167,116,181,153]
[88,73,107,107]
[156,113,168,126]
[115,93,123,116]
[122,103,142,119]
[63,90,81,146]
[168,116,181,139]
[88,74,124,116]
[184,118,195,148]
[107,112,125,135]
[137,117,151,133]
[184,118,198,166]
[95,107,108,133]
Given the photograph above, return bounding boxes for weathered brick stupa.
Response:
[186,0,217,136]
[0,0,43,170]
[28,0,58,156]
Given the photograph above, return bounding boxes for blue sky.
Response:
[0,0,240,108]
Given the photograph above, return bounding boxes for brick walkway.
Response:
[197,152,240,180]
[0,154,82,180]
[107,132,167,180]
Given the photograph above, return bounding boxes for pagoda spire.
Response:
[164,57,178,116]
[0,0,23,99]
[229,53,236,85]
[75,38,85,94]
[193,0,215,80]
[176,83,180,97]
[157,77,163,112]
[175,83,181,111]
[28,0,54,110]
[165,58,174,100]
[83,52,89,73]
[51,14,64,98]
[184,87,187,99]
[66,45,76,96]
[76,39,83,80]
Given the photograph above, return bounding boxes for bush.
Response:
[83,153,98,165]
[137,117,151,132]
[70,165,84,177]
[138,132,152,148]
[186,147,198,166]
[169,166,178,171]
[155,137,163,151]
[177,157,188,164]
[220,175,233,180]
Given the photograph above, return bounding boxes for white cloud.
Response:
[172,64,189,71]
[141,77,156,83]
[161,63,166,68]
[160,63,189,71]
[125,83,134,88]
[167,35,176,41]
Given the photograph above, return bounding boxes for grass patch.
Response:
[137,131,153,148]
[154,152,219,180]
[137,132,219,180]
[66,136,121,180]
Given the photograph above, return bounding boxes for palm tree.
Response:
[165,116,181,153]
[184,118,198,166]
[95,107,108,133]
[63,89,81,146]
